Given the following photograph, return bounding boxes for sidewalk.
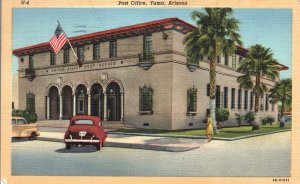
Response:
[36,120,205,152]
[37,131,205,152]
[35,120,290,152]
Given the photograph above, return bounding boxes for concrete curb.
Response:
[109,129,291,141]
[36,137,200,152]
[35,129,290,152]
[105,142,200,152]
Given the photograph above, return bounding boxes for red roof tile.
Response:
[13,17,195,56]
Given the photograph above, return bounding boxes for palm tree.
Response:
[183,8,242,134]
[269,78,292,116]
[237,44,279,123]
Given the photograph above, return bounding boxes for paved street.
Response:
[11,131,291,176]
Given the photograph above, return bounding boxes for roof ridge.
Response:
[13,17,190,54]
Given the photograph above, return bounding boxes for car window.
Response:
[17,119,27,125]
[11,119,16,125]
[74,119,93,125]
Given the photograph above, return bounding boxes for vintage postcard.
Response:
[1,0,299,184]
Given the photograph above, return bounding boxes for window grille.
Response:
[187,87,197,112]
[139,85,153,112]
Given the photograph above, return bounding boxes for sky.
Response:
[12,8,292,79]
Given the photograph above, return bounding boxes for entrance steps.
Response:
[102,121,136,130]
[36,119,136,130]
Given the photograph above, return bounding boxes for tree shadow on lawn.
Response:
[218,126,286,135]
[218,130,252,134]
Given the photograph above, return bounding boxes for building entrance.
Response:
[62,85,73,119]
[106,82,121,121]
[91,83,104,118]
[75,84,88,115]
[49,86,59,119]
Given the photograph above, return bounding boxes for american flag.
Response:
[49,24,67,54]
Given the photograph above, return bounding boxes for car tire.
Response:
[96,141,102,151]
[66,143,71,150]
[28,132,37,140]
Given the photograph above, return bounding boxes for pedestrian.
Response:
[206,113,213,142]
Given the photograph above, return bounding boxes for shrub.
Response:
[235,113,244,127]
[244,111,260,130]
[262,117,275,125]
[252,121,260,131]
[216,108,230,122]
[244,111,255,124]
[12,109,37,123]
[216,108,229,129]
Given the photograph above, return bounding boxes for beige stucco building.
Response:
[13,18,287,130]
[12,73,19,110]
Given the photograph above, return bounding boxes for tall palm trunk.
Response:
[281,97,286,116]
[209,56,218,134]
[254,73,261,123]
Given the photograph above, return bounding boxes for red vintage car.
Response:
[64,116,107,151]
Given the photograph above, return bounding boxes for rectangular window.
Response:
[143,35,152,54]
[64,48,70,64]
[216,85,221,109]
[93,43,100,60]
[77,46,84,61]
[26,92,35,113]
[139,86,153,112]
[225,54,229,66]
[206,84,210,96]
[187,88,197,112]
[232,54,236,68]
[238,89,242,110]
[110,40,117,58]
[250,92,254,110]
[231,88,235,109]
[265,94,269,111]
[50,51,56,65]
[272,104,275,111]
[29,54,34,69]
[260,94,264,111]
[141,35,153,61]
[224,87,228,108]
[244,90,248,110]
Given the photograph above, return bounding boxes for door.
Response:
[77,96,85,115]
[106,82,121,121]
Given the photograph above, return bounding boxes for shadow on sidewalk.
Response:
[55,145,100,153]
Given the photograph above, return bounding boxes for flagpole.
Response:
[57,20,81,66]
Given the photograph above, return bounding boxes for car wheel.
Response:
[66,143,71,150]
[96,141,102,151]
[28,132,37,140]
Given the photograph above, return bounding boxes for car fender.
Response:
[19,128,39,137]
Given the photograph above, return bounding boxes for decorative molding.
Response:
[45,83,62,96]
[104,77,124,93]
[187,112,197,116]
[13,18,195,57]
[138,61,154,70]
[138,111,153,115]
[186,63,198,72]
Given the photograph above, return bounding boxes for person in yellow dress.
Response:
[206,113,213,142]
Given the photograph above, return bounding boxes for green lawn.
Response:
[114,123,291,138]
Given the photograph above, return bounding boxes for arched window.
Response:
[187,87,197,112]
[139,85,153,113]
